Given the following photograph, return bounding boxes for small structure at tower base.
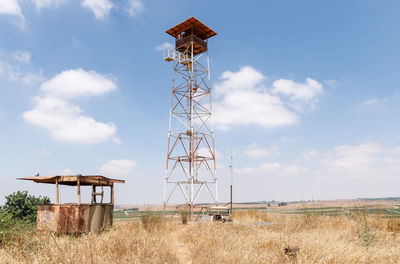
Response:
[19,175,125,235]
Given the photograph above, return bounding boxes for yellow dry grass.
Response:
[1,211,400,263]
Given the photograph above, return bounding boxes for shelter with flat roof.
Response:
[19,174,125,234]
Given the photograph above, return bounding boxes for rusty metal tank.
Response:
[37,204,113,234]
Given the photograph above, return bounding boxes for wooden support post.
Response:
[56,177,59,205]
[111,183,114,205]
[100,185,104,203]
[77,175,81,205]
[91,185,95,204]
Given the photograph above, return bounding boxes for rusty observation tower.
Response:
[163,17,218,219]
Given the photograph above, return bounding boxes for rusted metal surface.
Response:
[37,204,113,234]
[166,16,217,39]
[176,34,207,54]
[18,175,124,186]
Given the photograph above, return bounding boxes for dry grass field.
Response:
[2,202,400,264]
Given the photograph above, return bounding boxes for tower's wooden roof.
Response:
[166,17,217,39]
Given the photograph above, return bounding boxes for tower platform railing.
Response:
[176,34,207,51]
[163,49,192,63]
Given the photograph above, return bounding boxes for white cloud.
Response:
[356,98,386,111]
[323,79,337,87]
[0,0,23,17]
[214,90,298,130]
[112,137,122,144]
[8,69,44,85]
[40,68,116,99]
[290,141,398,180]
[213,66,324,130]
[155,42,173,51]
[60,168,73,175]
[272,77,323,112]
[31,0,66,10]
[1,0,140,27]
[0,0,25,27]
[244,143,279,158]
[273,77,323,102]
[23,68,119,144]
[23,96,117,144]
[72,36,81,48]
[99,159,137,176]
[21,71,44,84]
[215,66,265,96]
[0,50,44,85]
[126,0,143,17]
[213,66,299,130]
[236,162,307,176]
[317,142,382,174]
[196,147,222,158]
[12,50,30,63]
[235,142,388,179]
[362,99,382,107]
[233,142,400,200]
[300,149,319,162]
[81,0,114,20]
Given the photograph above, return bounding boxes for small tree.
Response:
[3,190,50,224]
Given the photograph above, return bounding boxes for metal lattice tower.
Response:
[163,17,218,218]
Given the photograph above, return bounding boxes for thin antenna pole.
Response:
[230,146,233,215]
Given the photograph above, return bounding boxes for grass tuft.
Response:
[140,211,163,232]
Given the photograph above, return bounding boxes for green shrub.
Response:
[0,208,33,245]
[0,191,50,246]
[3,190,50,224]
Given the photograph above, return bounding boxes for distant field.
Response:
[114,200,400,220]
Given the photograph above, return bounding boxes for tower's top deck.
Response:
[166,17,217,40]
[166,17,216,55]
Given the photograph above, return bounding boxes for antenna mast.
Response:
[229,146,233,214]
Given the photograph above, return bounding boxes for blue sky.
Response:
[1,0,400,205]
